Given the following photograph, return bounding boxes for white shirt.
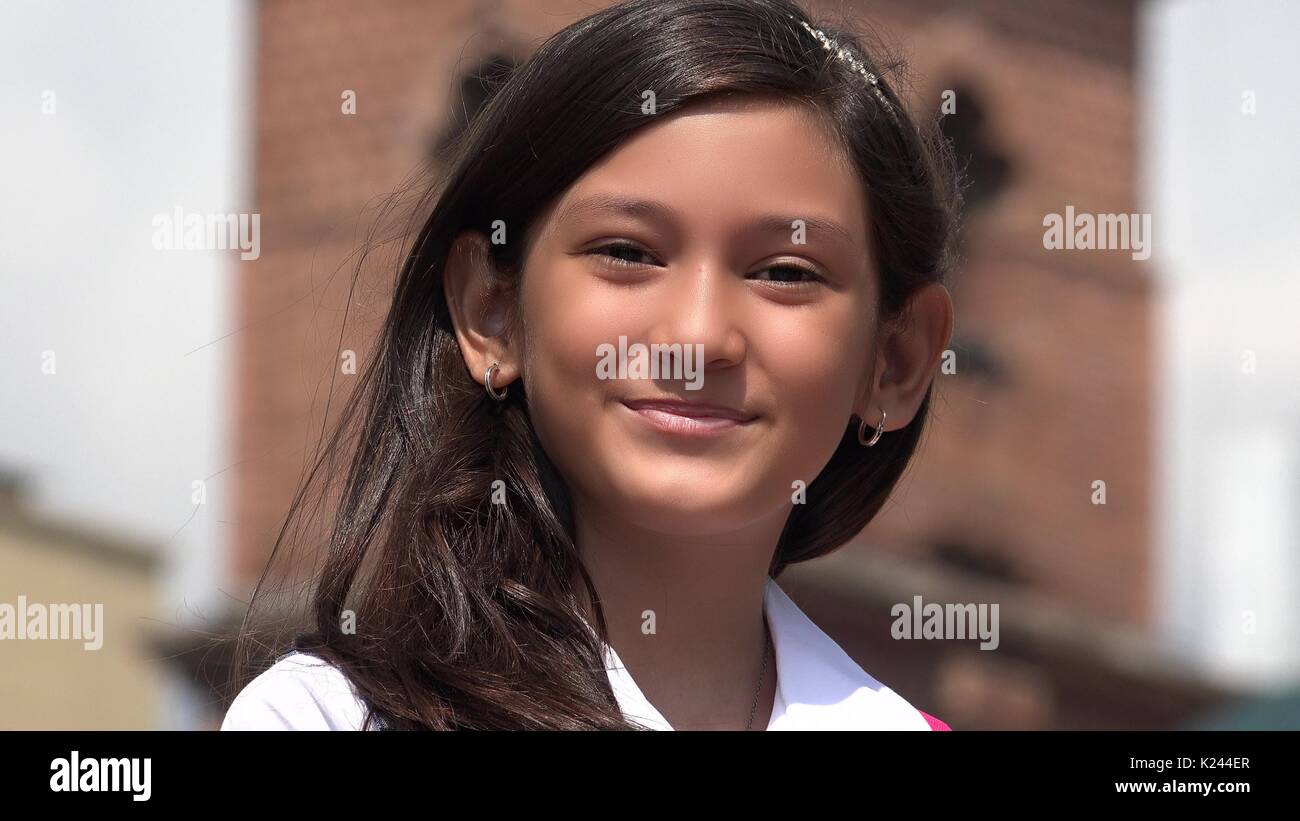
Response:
[221,576,933,730]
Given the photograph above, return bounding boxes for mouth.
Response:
[618,397,758,438]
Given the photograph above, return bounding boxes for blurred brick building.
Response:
[191,0,1236,728]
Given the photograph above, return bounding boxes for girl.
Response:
[223,0,959,731]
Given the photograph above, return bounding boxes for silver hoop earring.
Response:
[484,362,508,401]
[857,407,886,447]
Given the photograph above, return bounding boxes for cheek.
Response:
[755,309,872,474]
[516,263,626,477]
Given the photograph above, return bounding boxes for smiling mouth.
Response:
[618,398,758,438]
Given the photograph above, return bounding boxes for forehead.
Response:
[546,95,868,245]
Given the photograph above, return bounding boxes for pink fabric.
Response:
[918,710,951,731]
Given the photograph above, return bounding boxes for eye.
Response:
[586,242,661,270]
[749,263,826,287]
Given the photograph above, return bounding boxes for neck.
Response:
[570,495,787,730]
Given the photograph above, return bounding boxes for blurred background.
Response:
[1,0,1297,730]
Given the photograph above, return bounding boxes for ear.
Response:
[442,229,521,391]
[856,282,954,433]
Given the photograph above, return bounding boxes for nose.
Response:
[645,256,748,378]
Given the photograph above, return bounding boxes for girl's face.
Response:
[510,96,881,538]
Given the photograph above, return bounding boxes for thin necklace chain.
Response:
[745,622,772,730]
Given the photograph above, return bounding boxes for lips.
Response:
[618,397,758,439]
[619,398,757,422]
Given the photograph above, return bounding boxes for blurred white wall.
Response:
[0,0,252,725]
[1145,0,1300,686]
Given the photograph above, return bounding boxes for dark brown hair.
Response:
[232,0,961,729]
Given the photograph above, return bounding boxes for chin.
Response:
[608,475,764,536]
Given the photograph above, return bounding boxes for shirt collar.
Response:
[601,576,931,730]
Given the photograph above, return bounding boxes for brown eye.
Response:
[588,242,659,269]
[749,264,825,286]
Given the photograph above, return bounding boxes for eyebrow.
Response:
[555,193,858,248]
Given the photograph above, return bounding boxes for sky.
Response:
[0,0,251,634]
[1145,0,1300,684]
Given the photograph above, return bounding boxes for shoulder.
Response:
[846,668,950,730]
[221,651,373,731]
[763,577,945,731]
[917,709,952,731]
[832,670,944,731]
